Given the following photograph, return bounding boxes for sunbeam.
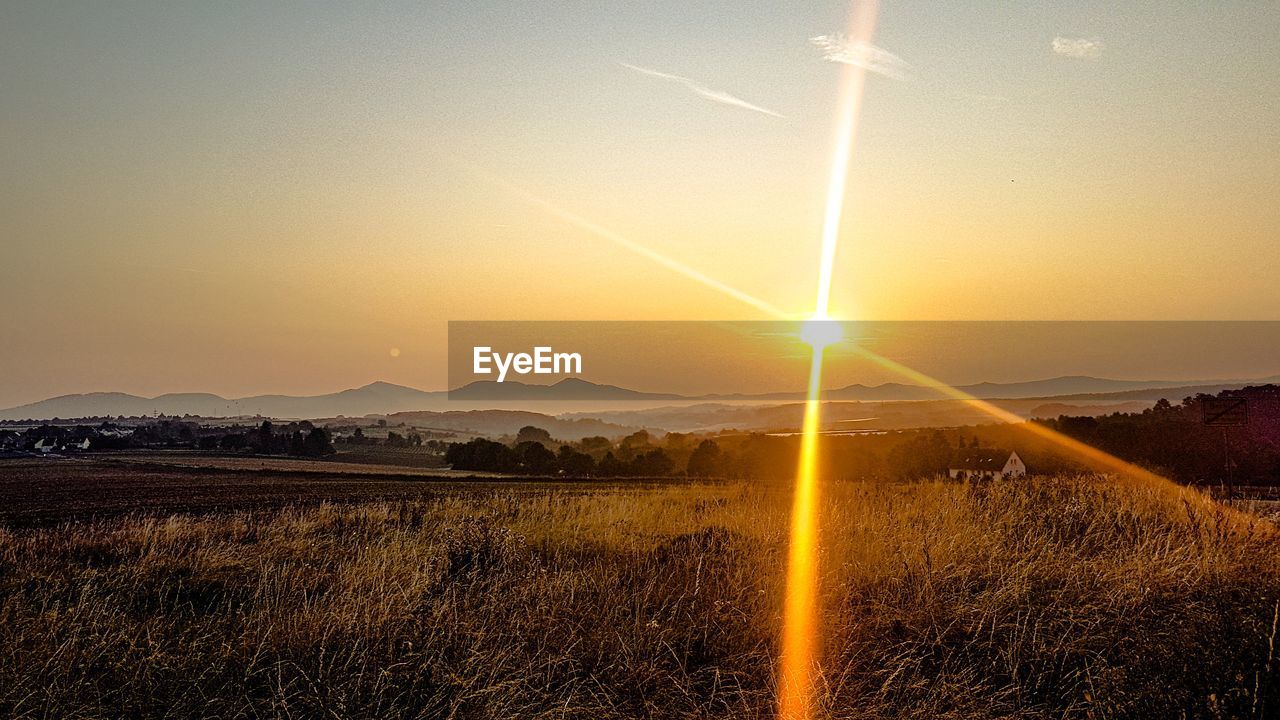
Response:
[779,3,880,718]
[480,172,791,319]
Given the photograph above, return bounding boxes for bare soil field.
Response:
[93,451,489,477]
[0,458,625,527]
[327,445,452,469]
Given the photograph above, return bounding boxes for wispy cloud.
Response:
[810,34,910,80]
[619,63,784,119]
[1051,37,1104,60]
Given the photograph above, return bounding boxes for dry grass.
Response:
[0,475,1277,719]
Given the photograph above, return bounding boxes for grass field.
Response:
[1,461,1278,718]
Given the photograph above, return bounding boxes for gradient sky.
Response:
[2,1,1278,406]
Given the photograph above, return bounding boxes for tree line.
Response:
[1041,385,1280,485]
[444,425,1015,480]
[442,385,1280,485]
[1,419,336,458]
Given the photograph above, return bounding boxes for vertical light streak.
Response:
[814,0,880,319]
[778,349,828,720]
[779,3,879,719]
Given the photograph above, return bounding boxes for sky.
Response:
[1,1,1278,407]
[446,322,1280,397]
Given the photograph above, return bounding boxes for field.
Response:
[0,457,619,527]
[1,459,1279,718]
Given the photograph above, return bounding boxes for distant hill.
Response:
[449,378,683,401]
[716,375,1280,402]
[386,409,643,441]
[0,380,681,422]
[3,374,1277,423]
[1026,401,1154,418]
[0,382,447,421]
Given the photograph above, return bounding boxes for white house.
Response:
[948,449,1026,480]
[34,438,57,454]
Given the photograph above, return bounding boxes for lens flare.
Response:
[844,345,1258,515]
[779,3,880,718]
[466,58,1254,718]
[778,349,828,720]
[800,318,845,350]
[480,172,789,319]
[814,0,880,320]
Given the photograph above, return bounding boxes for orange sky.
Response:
[1,1,1278,406]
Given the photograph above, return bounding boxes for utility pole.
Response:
[1203,397,1248,502]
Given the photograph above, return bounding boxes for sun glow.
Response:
[799,317,845,350]
[778,350,828,720]
[467,14,1252,715]
[779,3,880,719]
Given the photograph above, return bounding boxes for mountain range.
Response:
[0,382,444,422]
[3,374,1277,423]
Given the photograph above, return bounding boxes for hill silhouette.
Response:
[3,374,1278,422]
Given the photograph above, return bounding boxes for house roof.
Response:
[950,449,1014,471]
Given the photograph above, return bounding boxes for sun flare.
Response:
[799,317,845,350]
[778,3,880,718]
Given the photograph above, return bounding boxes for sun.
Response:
[800,316,845,350]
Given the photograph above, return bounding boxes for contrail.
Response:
[620,62,786,119]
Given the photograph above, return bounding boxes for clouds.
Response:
[1052,37,1104,60]
[619,63,784,119]
[810,34,910,80]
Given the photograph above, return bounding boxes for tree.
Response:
[664,432,692,452]
[516,426,554,447]
[630,448,673,476]
[253,421,276,454]
[617,430,654,462]
[597,451,625,477]
[445,438,518,472]
[620,430,652,450]
[578,436,613,457]
[302,428,335,457]
[517,441,557,474]
[687,439,723,477]
[887,430,952,480]
[558,445,595,477]
[220,433,247,451]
